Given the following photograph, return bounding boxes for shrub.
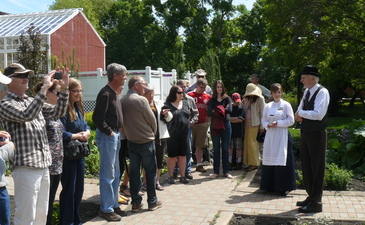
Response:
[324,163,353,191]
[295,169,303,187]
[296,164,353,191]
[84,131,99,177]
[84,111,96,130]
[327,119,365,179]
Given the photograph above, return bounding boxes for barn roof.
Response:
[0,8,86,37]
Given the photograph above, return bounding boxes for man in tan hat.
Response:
[187,69,213,95]
[0,63,69,225]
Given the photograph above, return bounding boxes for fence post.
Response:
[145,66,151,83]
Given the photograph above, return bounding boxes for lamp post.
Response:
[293,31,321,108]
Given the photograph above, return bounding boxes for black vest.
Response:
[301,86,327,133]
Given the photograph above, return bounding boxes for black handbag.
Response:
[63,140,90,160]
[256,129,266,143]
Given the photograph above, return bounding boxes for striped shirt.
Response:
[0,91,68,169]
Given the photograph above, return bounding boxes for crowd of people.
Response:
[0,62,329,224]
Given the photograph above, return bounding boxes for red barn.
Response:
[0,8,105,71]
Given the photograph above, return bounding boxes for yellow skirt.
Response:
[243,119,260,166]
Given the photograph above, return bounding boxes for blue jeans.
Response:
[127,141,158,207]
[96,129,121,213]
[0,186,10,225]
[60,158,84,225]
[211,121,232,175]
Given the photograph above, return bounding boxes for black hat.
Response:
[301,65,320,77]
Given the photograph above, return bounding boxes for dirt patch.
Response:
[230,215,365,225]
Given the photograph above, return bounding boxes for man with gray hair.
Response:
[121,76,162,211]
[295,65,329,213]
[93,63,127,221]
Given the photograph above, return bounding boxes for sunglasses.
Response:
[10,73,29,79]
[177,92,184,94]
[54,92,60,96]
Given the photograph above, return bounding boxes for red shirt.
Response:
[188,91,211,124]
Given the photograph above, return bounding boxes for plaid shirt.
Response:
[0,91,68,169]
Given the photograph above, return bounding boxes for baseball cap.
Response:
[231,93,241,103]
[0,71,12,84]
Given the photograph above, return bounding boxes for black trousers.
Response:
[300,129,327,203]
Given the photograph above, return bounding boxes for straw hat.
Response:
[243,83,262,98]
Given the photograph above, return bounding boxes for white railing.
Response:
[74,66,177,112]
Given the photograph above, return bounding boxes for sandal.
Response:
[118,193,129,204]
[246,165,258,172]
[141,183,147,191]
[120,184,131,197]
[156,183,164,191]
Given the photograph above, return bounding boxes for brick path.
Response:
[6,165,365,224]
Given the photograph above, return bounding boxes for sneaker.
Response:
[185,171,193,179]
[148,201,162,211]
[179,177,189,184]
[98,210,122,221]
[196,165,206,172]
[167,177,175,184]
[131,202,143,212]
[113,207,127,217]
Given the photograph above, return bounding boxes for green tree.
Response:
[262,0,365,113]
[17,24,48,96]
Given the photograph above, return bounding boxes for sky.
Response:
[0,0,256,14]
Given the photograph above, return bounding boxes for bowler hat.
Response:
[301,65,320,77]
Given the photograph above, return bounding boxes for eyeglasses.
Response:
[177,92,184,94]
[137,82,147,86]
[71,90,83,94]
[10,73,29,79]
[198,85,206,89]
[197,76,205,79]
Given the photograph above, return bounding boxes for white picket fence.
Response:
[75,66,185,112]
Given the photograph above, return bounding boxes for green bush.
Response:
[324,163,353,191]
[295,169,303,187]
[327,119,365,179]
[84,131,100,177]
[84,111,96,130]
[296,164,353,191]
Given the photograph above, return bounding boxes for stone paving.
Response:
[6,165,365,224]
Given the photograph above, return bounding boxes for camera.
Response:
[54,71,62,80]
[0,137,7,142]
